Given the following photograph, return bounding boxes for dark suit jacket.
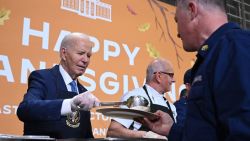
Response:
[17,65,94,139]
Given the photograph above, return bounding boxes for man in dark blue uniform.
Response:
[17,32,100,139]
[174,69,191,127]
[169,69,191,141]
[142,0,250,141]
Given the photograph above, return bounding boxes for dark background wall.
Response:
[159,0,250,30]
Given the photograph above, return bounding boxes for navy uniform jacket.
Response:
[169,96,187,141]
[17,65,93,139]
[169,23,250,141]
[174,94,187,126]
[174,96,187,123]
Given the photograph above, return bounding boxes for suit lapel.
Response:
[50,65,87,96]
[77,80,87,93]
[50,65,75,98]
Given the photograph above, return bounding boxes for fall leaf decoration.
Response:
[146,42,160,58]
[138,23,151,32]
[127,4,137,15]
[0,8,11,26]
[148,0,183,68]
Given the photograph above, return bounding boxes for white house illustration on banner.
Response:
[61,0,112,22]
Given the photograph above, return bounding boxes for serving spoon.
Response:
[99,96,149,108]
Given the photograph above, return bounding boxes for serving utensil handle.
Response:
[99,102,126,107]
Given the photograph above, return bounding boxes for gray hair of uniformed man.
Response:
[145,58,173,83]
[176,0,226,12]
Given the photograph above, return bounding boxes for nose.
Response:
[81,54,89,63]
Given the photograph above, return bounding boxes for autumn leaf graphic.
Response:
[0,9,11,26]
[146,42,160,58]
[127,4,137,15]
[138,23,151,32]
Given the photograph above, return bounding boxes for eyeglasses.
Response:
[154,71,174,78]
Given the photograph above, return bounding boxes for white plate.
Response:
[96,108,159,120]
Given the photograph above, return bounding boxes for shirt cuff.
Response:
[61,99,73,115]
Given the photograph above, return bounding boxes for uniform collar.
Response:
[197,22,240,59]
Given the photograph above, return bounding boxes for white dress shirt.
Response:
[59,65,78,115]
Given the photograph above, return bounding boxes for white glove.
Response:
[71,91,100,111]
[143,131,168,140]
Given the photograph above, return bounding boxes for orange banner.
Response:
[0,0,195,138]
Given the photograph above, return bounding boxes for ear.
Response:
[154,72,162,84]
[60,47,67,61]
[188,1,198,20]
